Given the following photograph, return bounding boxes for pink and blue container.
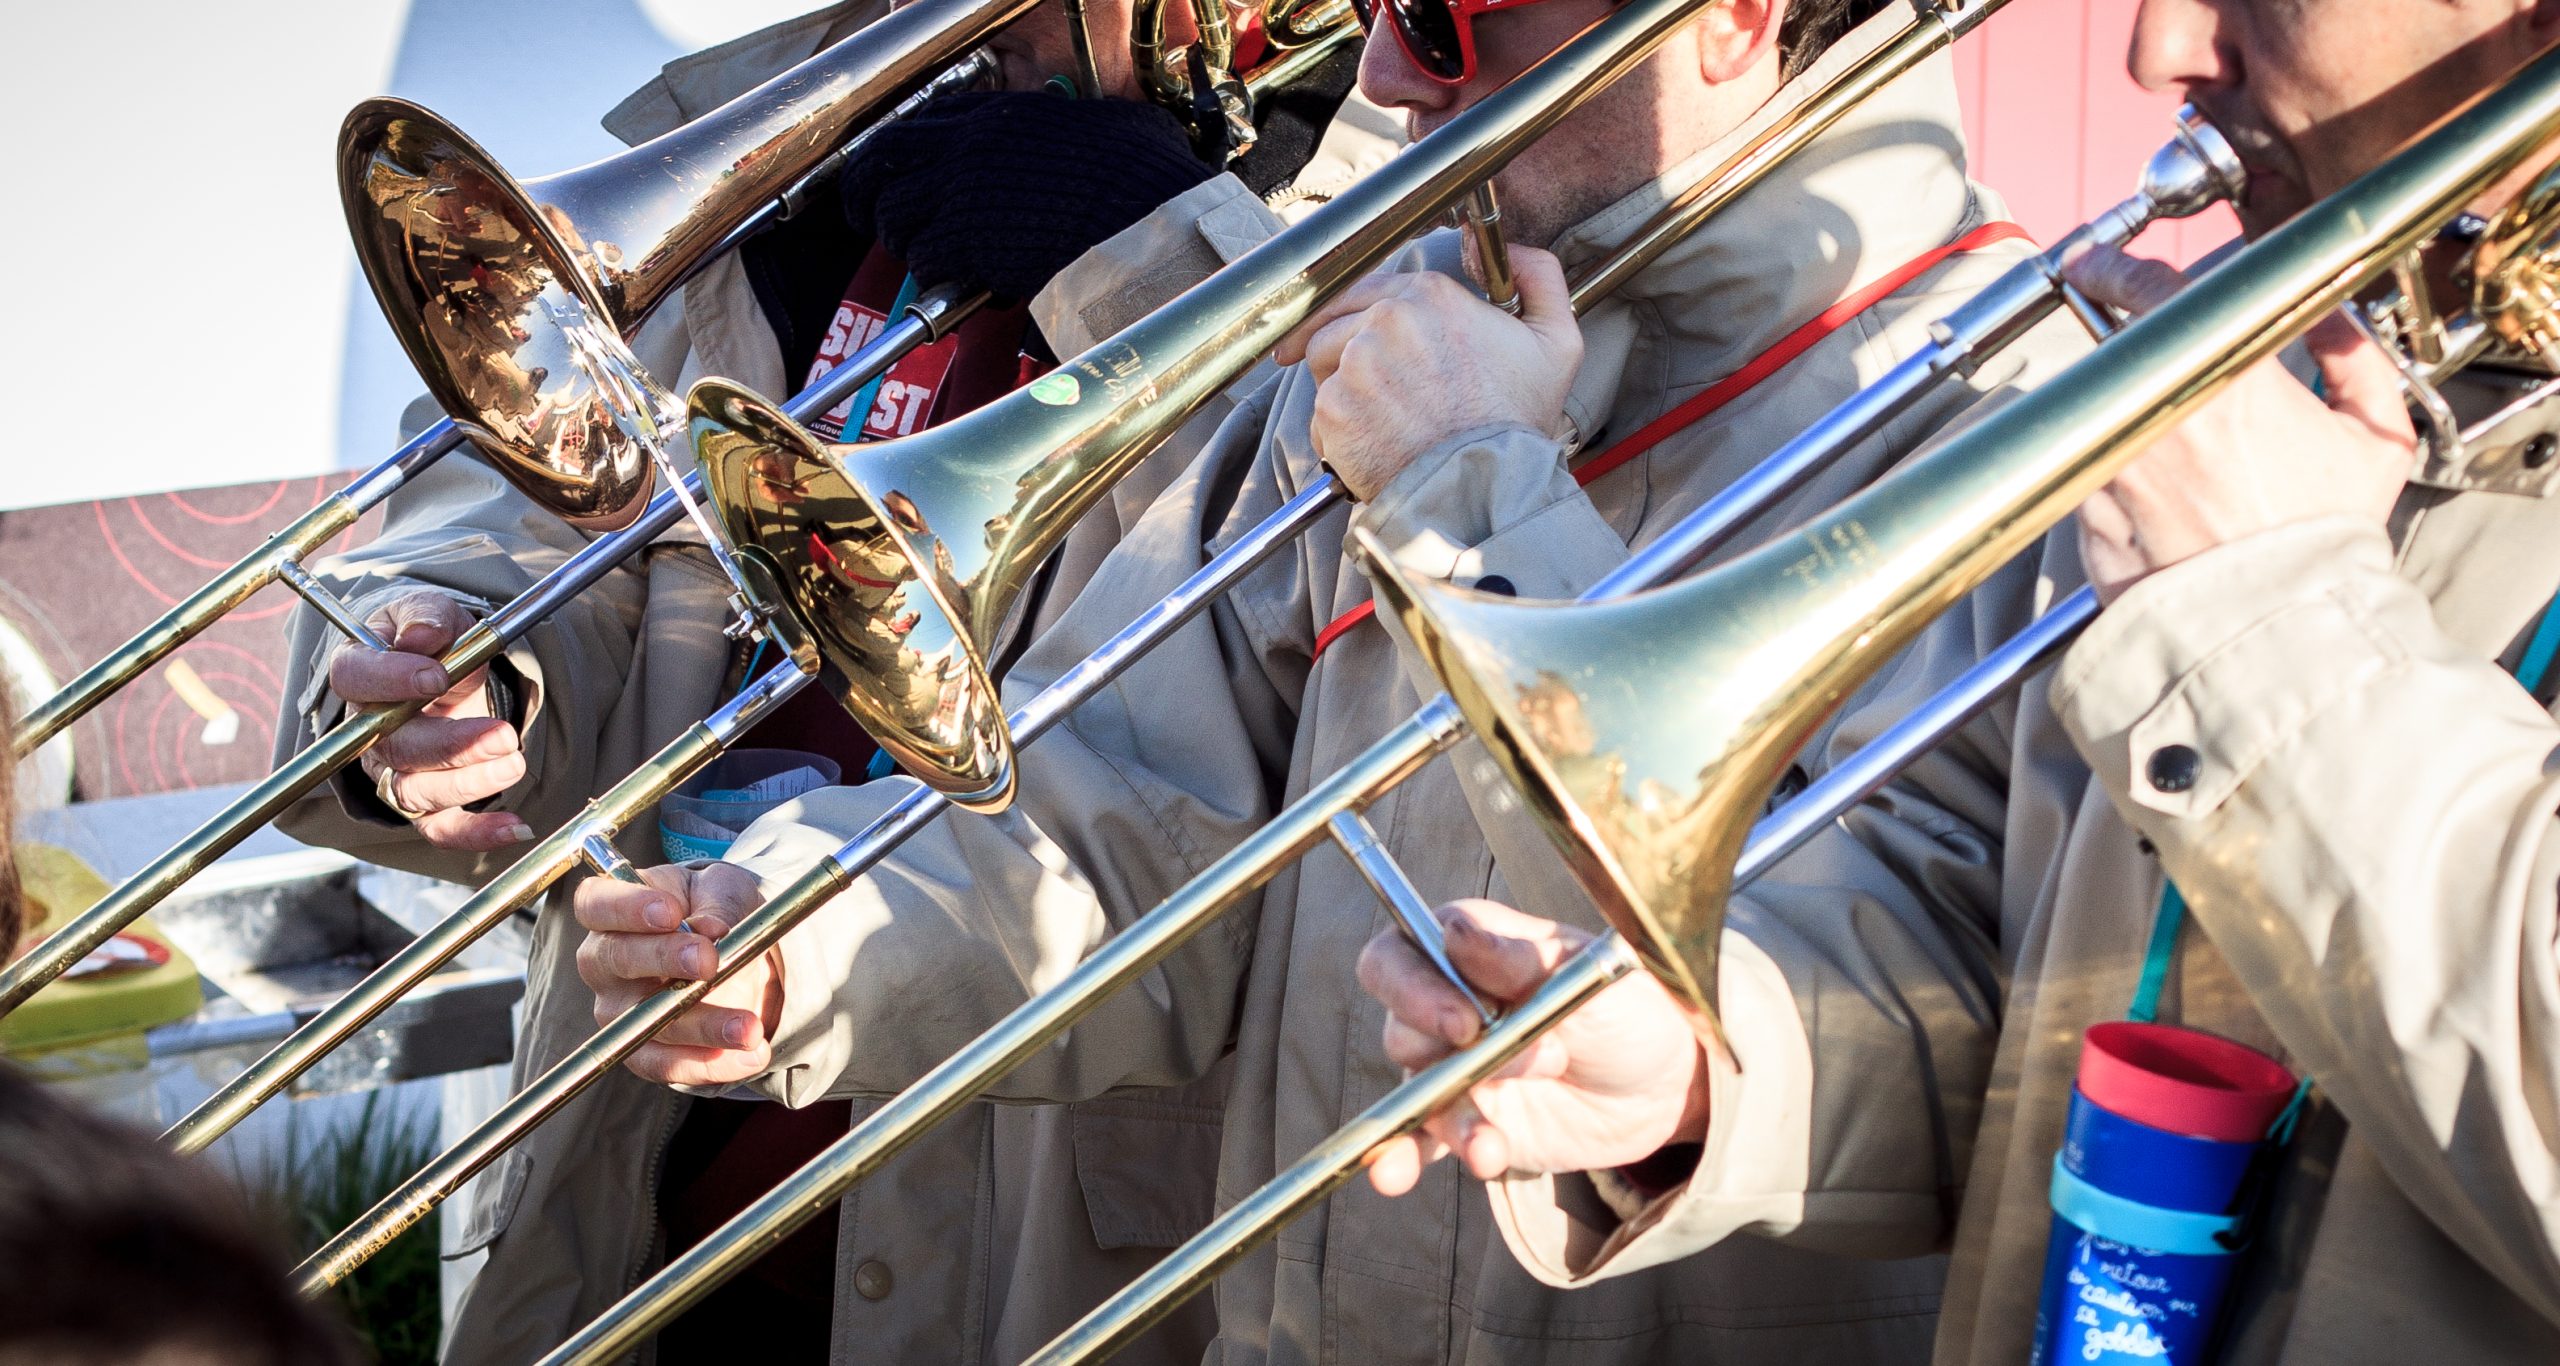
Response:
[2030,1021,2297,1366]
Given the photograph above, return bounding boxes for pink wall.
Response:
[1951,0,2238,266]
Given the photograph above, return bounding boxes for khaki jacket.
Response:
[268,7,1399,1363]
[1487,289,2560,1358]
[718,19,2089,1363]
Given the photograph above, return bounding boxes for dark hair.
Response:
[1778,0,1892,79]
[0,1067,358,1366]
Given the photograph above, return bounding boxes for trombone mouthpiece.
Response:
[2145,106,2250,227]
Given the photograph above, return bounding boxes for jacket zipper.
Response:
[619,1089,692,1366]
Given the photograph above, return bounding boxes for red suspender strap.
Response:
[1308,220,2032,661]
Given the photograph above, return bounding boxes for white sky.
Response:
[0,0,829,513]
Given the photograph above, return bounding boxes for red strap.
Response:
[1309,220,2032,661]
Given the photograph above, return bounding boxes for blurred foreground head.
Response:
[0,1067,357,1366]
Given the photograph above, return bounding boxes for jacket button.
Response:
[2527,433,2559,470]
[853,1259,894,1300]
[1473,574,1516,597]
[2146,744,2202,794]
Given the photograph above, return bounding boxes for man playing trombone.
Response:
[1359,1,2560,1362]
[564,0,2096,1359]
[270,1,1395,1360]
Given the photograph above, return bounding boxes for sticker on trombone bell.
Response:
[1029,372,1082,406]
[1782,520,1879,589]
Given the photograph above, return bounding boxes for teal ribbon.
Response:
[843,272,923,438]
[2048,1156,2243,1256]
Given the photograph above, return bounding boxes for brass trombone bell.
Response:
[337,0,1031,523]
[1368,55,2560,1039]
[2468,156,2560,363]
[693,380,1014,807]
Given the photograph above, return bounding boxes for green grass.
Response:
[239,1092,442,1366]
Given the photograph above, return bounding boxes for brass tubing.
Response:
[162,660,815,1156]
[569,54,2556,1350]
[1240,15,1358,98]
[1459,184,1522,315]
[291,476,1348,1292]
[1568,0,2008,311]
[534,700,1467,1365]
[1030,934,1643,1364]
[1031,599,2103,1361]
[0,489,692,1020]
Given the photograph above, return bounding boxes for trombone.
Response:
[7,0,1025,761]
[282,0,2037,1293]
[1028,52,2560,1355]
[532,99,2240,1359]
[151,0,1369,1154]
[699,0,2030,817]
[0,288,981,1024]
[0,0,1026,1012]
[154,289,977,1156]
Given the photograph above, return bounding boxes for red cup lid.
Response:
[2079,1021,2296,1143]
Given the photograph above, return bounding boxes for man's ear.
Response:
[1696,0,1787,84]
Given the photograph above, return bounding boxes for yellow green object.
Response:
[1,844,202,1057]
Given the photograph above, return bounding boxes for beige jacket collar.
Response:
[602,2,883,142]
[1538,7,1978,446]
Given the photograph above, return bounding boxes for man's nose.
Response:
[2126,0,2234,95]
[1358,21,1457,112]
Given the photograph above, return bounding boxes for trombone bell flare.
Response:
[692,378,1016,810]
[1364,38,2560,1041]
[339,101,655,524]
[1360,535,1766,1040]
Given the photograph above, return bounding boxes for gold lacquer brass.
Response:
[690,0,1736,811]
[339,105,654,523]
[2467,157,2560,364]
[336,0,1036,522]
[694,380,1014,809]
[1369,44,2560,1037]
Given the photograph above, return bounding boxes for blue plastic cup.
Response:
[2030,1023,2294,1365]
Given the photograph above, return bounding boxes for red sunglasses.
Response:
[1351,0,1549,85]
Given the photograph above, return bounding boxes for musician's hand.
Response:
[338,590,531,851]
[1357,899,1709,1198]
[2062,244,2415,603]
[1278,246,1582,501]
[573,862,783,1088]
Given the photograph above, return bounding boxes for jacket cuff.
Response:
[2052,518,2404,820]
[1031,174,1282,356]
[1350,424,1627,601]
[1486,930,1813,1285]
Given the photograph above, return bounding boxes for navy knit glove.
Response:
[840,90,1219,302]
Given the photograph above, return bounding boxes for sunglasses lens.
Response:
[1385,0,1468,79]
[1349,0,1374,32]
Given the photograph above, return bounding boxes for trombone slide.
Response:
[535,103,2242,1346]
[151,304,964,1153]
[534,694,1465,1365]
[162,654,815,1155]
[295,476,1348,1295]
[0,310,937,1021]
[10,425,457,760]
[1021,586,2101,1362]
